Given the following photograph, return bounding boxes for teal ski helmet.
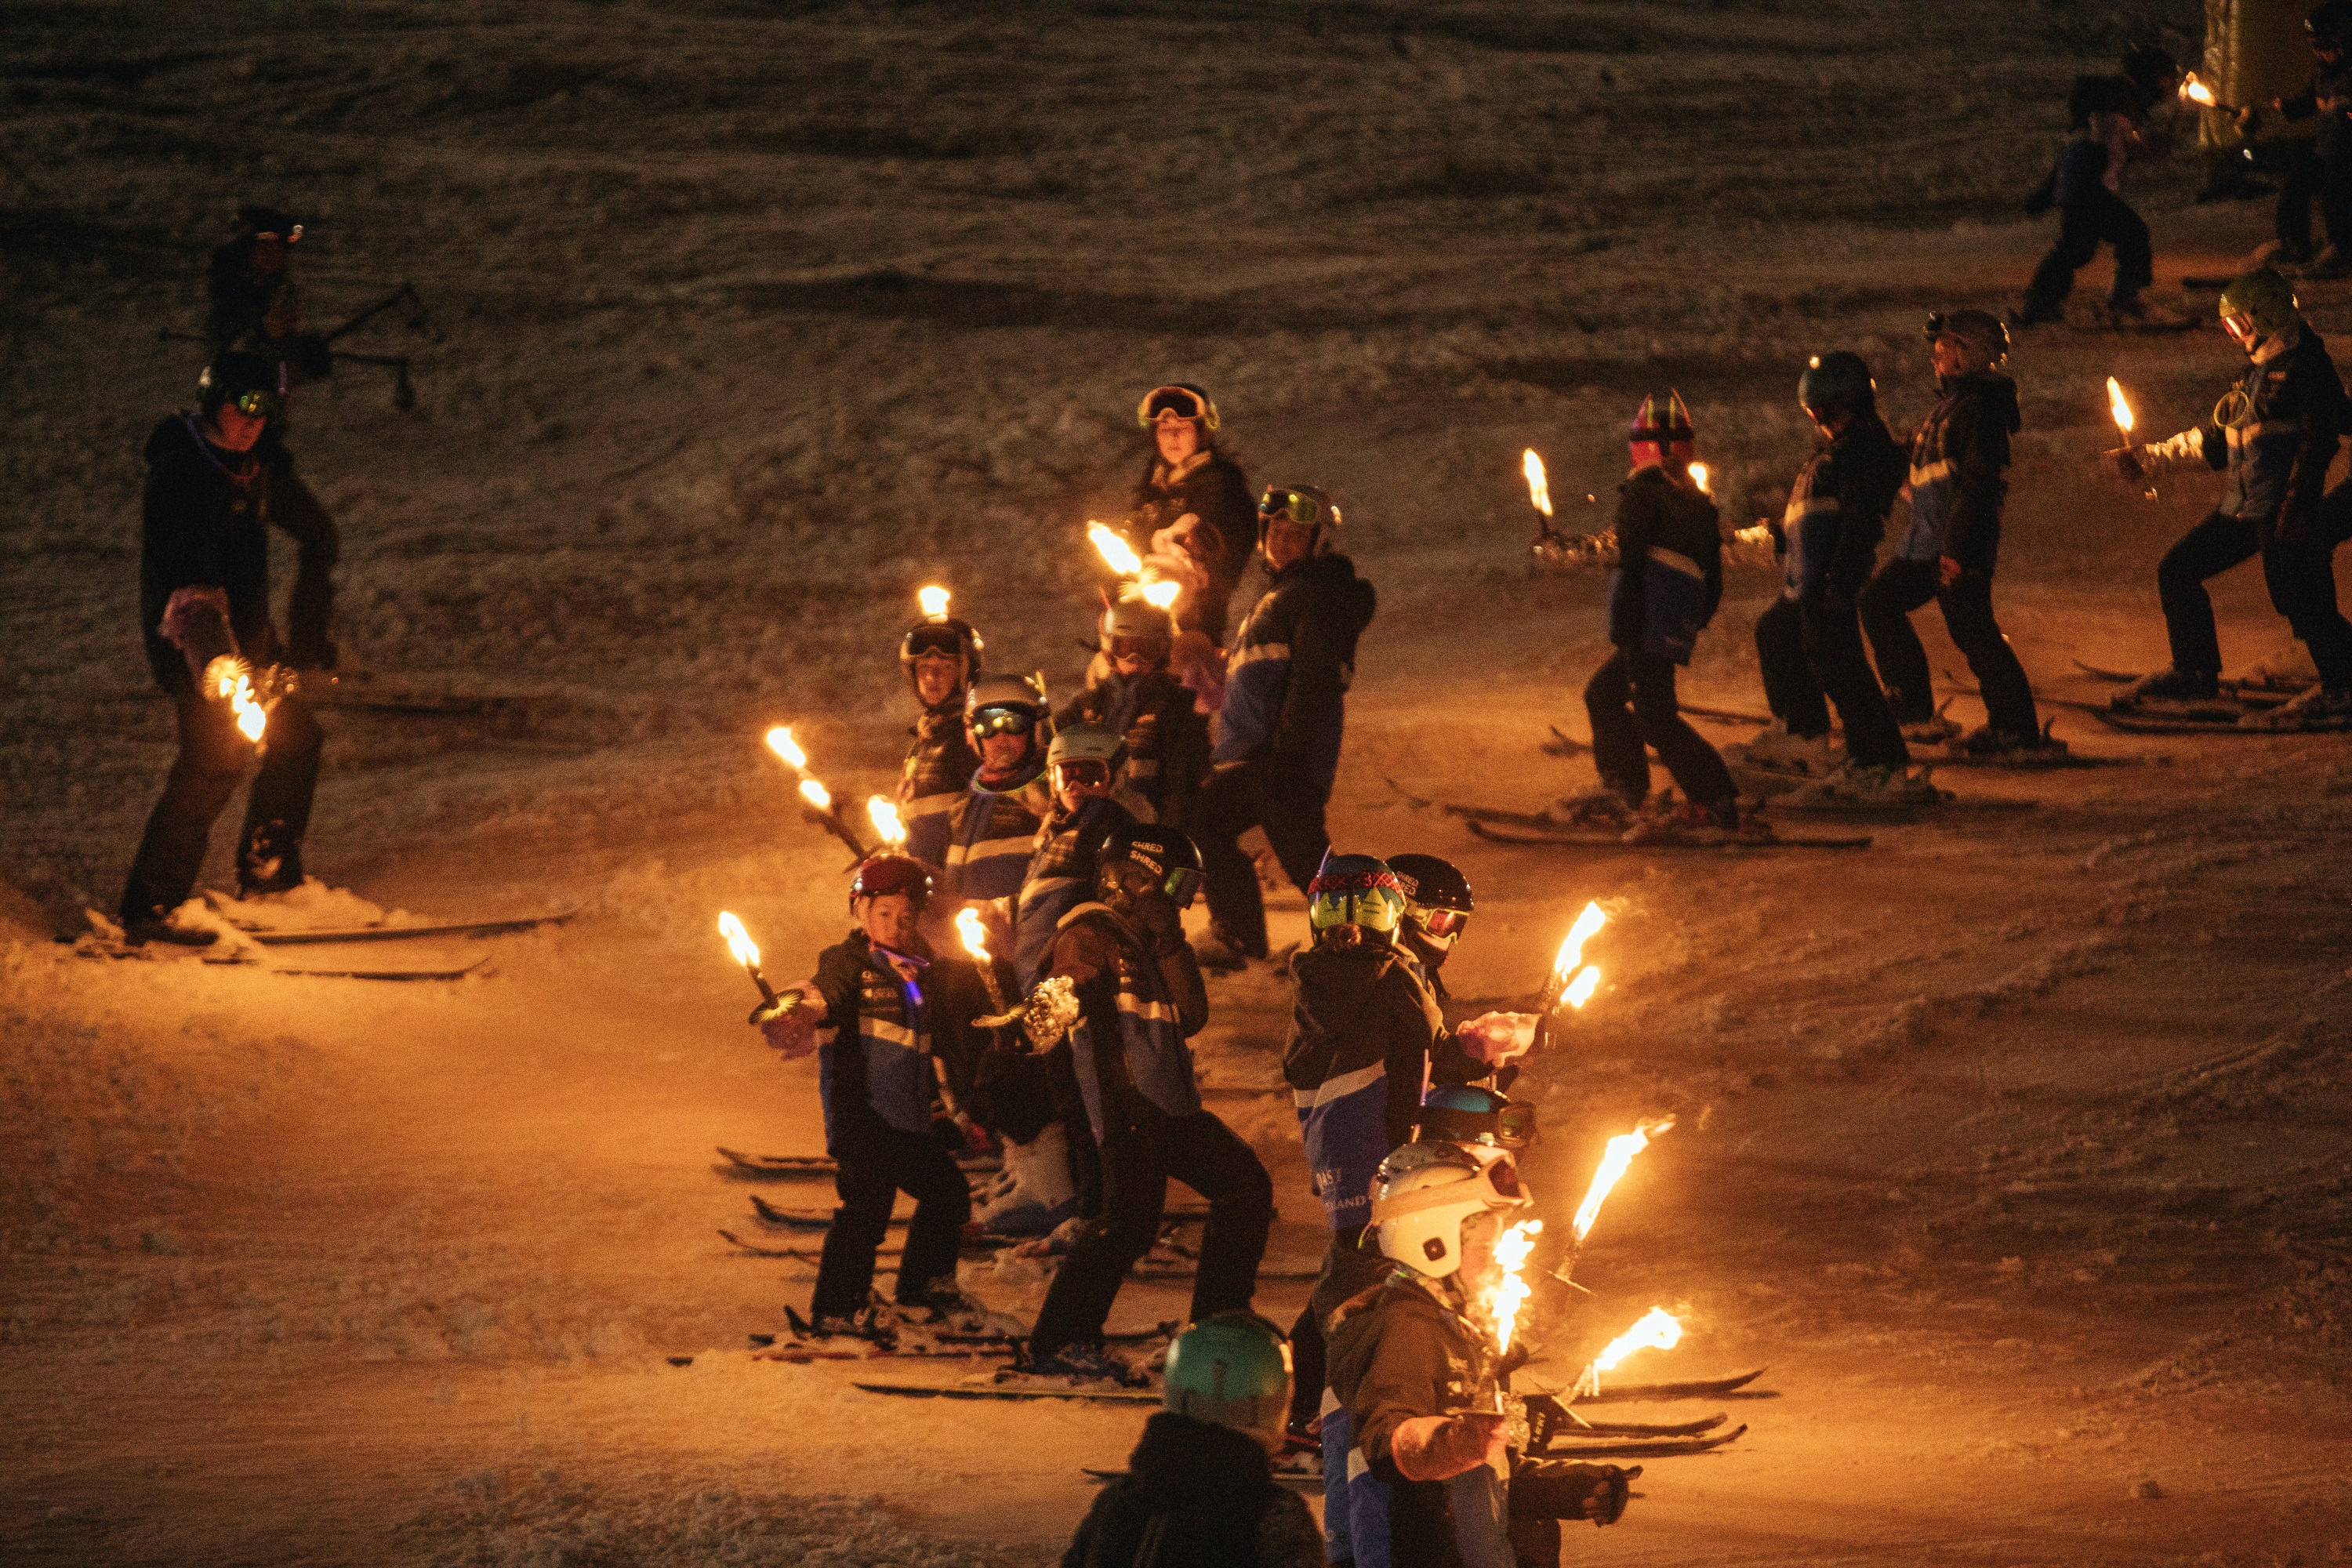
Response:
[1307,854,1406,939]
[1162,1312,1292,1446]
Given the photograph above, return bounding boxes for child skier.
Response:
[1127,383,1258,646]
[1012,724,1138,989]
[938,673,1055,941]
[1054,597,1211,829]
[895,601,985,872]
[2016,45,2179,325]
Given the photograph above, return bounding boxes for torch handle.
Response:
[746,967,780,1007]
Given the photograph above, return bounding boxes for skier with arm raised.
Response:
[1129,383,1255,647]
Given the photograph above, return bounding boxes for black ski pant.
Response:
[1860,556,2042,738]
[2274,143,2352,258]
[120,688,324,923]
[1031,1102,1271,1356]
[2022,188,2153,317]
[1756,590,1911,768]
[810,1124,971,1320]
[1582,646,1737,809]
[2158,509,2352,688]
[1287,1224,1388,1430]
[1195,759,1329,960]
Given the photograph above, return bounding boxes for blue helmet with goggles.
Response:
[1307,853,1405,938]
[1415,1083,1537,1150]
[1098,824,1204,911]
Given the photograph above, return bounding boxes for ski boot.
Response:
[2110,666,2220,711]
[787,1305,894,1344]
[2238,684,2352,730]
[1024,1341,1145,1385]
[1897,701,1963,745]
[118,914,220,948]
[1724,722,1838,778]
[1788,762,1940,810]
[1955,723,2069,760]
[1544,787,1639,829]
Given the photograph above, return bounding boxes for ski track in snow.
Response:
[3,2,2352,1563]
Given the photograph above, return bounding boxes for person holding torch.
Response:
[751,855,996,1334]
[1054,597,1211,830]
[1127,382,1256,645]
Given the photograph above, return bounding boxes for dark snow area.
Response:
[4,2,2350,1564]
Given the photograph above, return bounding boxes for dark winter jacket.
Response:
[1770,413,1906,602]
[1062,1410,1323,1568]
[810,930,987,1157]
[1214,554,1377,797]
[1605,463,1723,666]
[1327,1274,1508,1568]
[1050,902,1207,1143]
[1055,669,1210,829]
[2281,59,2352,162]
[1129,450,1257,646]
[1897,371,2020,572]
[1283,941,1488,1229]
[139,416,278,695]
[942,760,1053,906]
[1013,795,1136,989]
[2174,325,2350,525]
[899,702,981,872]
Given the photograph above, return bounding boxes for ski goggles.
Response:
[1259,487,1329,527]
[229,389,281,419]
[968,707,1037,739]
[904,625,967,661]
[1051,759,1112,789]
[1161,865,1204,908]
[249,224,303,244]
[1105,634,1167,662]
[2220,310,2259,347]
[1410,905,1470,940]
[1136,384,1215,427]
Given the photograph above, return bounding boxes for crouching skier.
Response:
[1860,310,2050,757]
[1555,393,1755,843]
[1062,1313,1323,1568]
[895,599,985,872]
[1327,1142,1634,1568]
[755,855,993,1334]
[1028,826,1275,1381]
[2105,268,2352,728]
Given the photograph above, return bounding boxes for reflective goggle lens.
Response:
[906,626,964,659]
[1496,1102,1537,1146]
[1486,1158,1523,1198]
[1163,866,1203,908]
[970,708,1035,738]
[1144,386,1207,421]
[1107,635,1166,662]
[232,390,280,419]
[2222,310,2257,343]
[1053,760,1111,788]
[1415,907,1469,939]
[1260,488,1321,526]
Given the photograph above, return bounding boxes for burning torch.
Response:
[1575,1307,1682,1399]
[1490,1218,1545,1354]
[1528,900,1606,1050]
[1524,448,1566,558]
[1088,521,1184,614]
[2107,376,2157,500]
[764,726,877,862]
[1554,1116,1675,1286]
[954,906,1011,1015]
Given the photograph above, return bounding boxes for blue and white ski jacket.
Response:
[1011,794,1134,990]
[940,764,1051,906]
[2149,326,2348,526]
[1771,414,1905,601]
[809,933,964,1156]
[1214,553,1377,798]
[1050,902,1206,1142]
[1896,372,2019,570]
[897,702,978,872]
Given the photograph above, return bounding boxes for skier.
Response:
[119,352,329,944]
[2256,2,2352,273]
[1127,383,1257,646]
[938,673,1055,939]
[2105,267,2352,725]
[1062,1313,1323,1568]
[204,205,339,674]
[1380,851,1475,997]
[1860,310,2051,757]
[1194,486,1377,969]
[1744,351,1926,802]
[896,604,985,872]
[1279,855,1533,1439]
[1054,597,1211,829]
[2016,45,2180,325]
[755,854,995,1332]
[1027,826,1274,1380]
[1012,724,1138,989]
[1326,1142,1635,1568]
[1555,393,1754,842]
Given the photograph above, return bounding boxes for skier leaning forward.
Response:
[2105,267,2352,728]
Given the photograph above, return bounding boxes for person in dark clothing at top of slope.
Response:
[1193,485,1377,970]
[1062,1313,1323,1568]
[1127,383,1257,648]
[2252,3,2352,274]
[1740,351,1935,806]
[1025,826,1272,1381]
[756,855,995,1334]
[895,595,985,873]
[1055,597,1211,830]
[2016,45,2180,326]
[1553,391,1757,844]
[119,352,331,945]
[2105,268,2352,728]
[1860,310,2051,758]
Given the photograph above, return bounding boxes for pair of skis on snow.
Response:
[81,906,573,981]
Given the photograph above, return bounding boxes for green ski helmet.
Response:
[1163,1312,1292,1446]
[2219,269,2301,347]
[1306,853,1406,940]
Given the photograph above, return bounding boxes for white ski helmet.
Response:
[1047,722,1123,777]
[1369,1141,1531,1279]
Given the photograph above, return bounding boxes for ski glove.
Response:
[1511,1460,1639,1526]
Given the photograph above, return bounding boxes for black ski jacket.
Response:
[1214,553,1377,798]
[1129,450,1256,646]
[138,415,278,695]
[2164,326,2350,526]
[1056,667,1210,829]
[808,930,989,1157]
[1606,463,1723,664]
[898,701,980,871]
[1062,1410,1323,1568]
[1896,371,2020,573]
[1769,413,1906,602]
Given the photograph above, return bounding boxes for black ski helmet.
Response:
[1258,484,1341,558]
[1098,824,1204,910]
[850,854,934,911]
[1383,853,1473,915]
[197,350,288,418]
[1798,350,1876,419]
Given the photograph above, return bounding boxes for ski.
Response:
[1526,1402,1727,1439]
[1567,1367,1767,1403]
[270,959,486,981]
[718,1230,1030,1259]
[715,1146,1000,1178]
[1465,820,1872,851]
[1531,1425,1748,1459]
[2092,708,2352,735]
[855,1379,1160,1404]
[757,1345,1006,1363]
[248,911,575,946]
[1679,702,1773,725]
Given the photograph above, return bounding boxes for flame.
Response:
[1687,462,1711,494]
[954,906,992,964]
[798,778,832,811]
[917,584,950,620]
[718,911,760,972]
[1487,1218,1544,1352]
[223,672,266,742]
[766,727,807,771]
[1089,521,1143,577]
[1570,1116,1675,1245]
[866,796,907,848]
[1733,521,1774,546]
[1139,577,1181,611]
[1564,965,1602,1009]
[2107,376,2135,436]
[1592,1307,1682,1377]
[2180,73,2216,107]
[1522,448,1553,518]
[1551,901,1606,979]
